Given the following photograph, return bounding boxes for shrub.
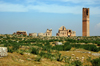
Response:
[57,54,63,61]
[83,44,99,52]
[39,51,45,57]
[72,60,82,66]
[19,51,24,55]
[63,45,71,51]
[98,47,100,51]
[71,44,99,52]
[31,47,39,55]
[91,57,100,66]
[12,43,20,51]
[8,47,13,53]
[35,56,41,62]
[52,45,63,51]
[71,44,81,48]
[16,49,24,55]
[87,57,91,62]
[97,41,100,46]
[63,42,71,51]
[39,51,55,59]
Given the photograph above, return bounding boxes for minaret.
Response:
[82,8,90,36]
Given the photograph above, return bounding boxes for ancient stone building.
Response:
[56,26,76,37]
[44,29,52,37]
[29,33,37,37]
[82,8,90,36]
[38,29,52,37]
[38,33,44,37]
[13,31,27,36]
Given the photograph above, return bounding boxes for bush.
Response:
[31,47,39,55]
[87,57,91,62]
[83,44,99,52]
[16,50,24,55]
[39,51,55,59]
[98,47,100,51]
[19,51,24,55]
[52,45,63,51]
[91,57,100,66]
[39,51,45,57]
[63,45,71,51]
[57,54,63,61]
[12,43,20,51]
[71,44,81,48]
[35,56,41,62]
[72,60,82,66]
[71,44,99,52]
[8,47,13,53]
[63,42,71,51]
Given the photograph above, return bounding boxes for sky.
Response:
[0,0,100,36]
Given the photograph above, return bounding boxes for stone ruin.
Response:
[0,47,7,57]
[13,31,27,36]
[38,29,52,37]
[56,26,76,37]
[29,33,37,37]
[55,42,63,45]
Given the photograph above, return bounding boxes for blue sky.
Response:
[0,0,100,36]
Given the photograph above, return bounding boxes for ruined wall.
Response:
[29,33,37,37]
[56,26,76,37]
[38,29,52,37]
[13,31,27,36]
[71,31,76,36]
[38,33,44,37]
[45,29,52,37]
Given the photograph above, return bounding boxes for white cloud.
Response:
[60,0,100,4]
[95,23,100,30]
[97,23,100,28]
[27,4,82,14]
[0,1,100,15]
[0,2,28,12]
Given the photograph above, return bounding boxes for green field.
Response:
[0,34,100,66]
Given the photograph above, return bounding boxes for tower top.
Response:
[83,8,89,9]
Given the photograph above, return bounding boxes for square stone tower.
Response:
[82,8,90,36]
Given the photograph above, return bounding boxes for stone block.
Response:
[0,47,8,57]
[55,42,62,45]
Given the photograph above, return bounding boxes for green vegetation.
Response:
[91,57,100,66]
[0,34,100,66]
[72,60,82,66]
[31,47,39,55]
[71,44,99,52]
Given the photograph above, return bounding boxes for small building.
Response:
[29,33,37,37]
[38,29,52,37]
[13,31,27,36]
[56,26,76,37]
[44,29,52,37]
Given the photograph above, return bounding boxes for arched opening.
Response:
[69,30,71,32]
[86,9,88,15]
[63,26,64,30]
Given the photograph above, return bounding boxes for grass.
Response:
[1,48,99,66]
[0,52,66,66]
[0,35,100,66]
